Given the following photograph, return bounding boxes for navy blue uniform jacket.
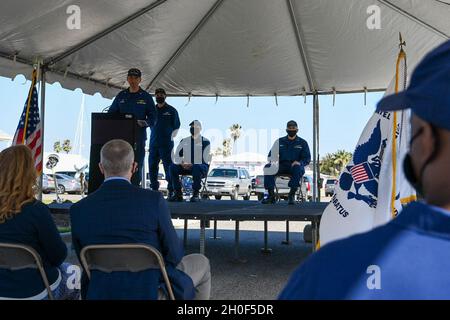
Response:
[109,88,156,143]
[279,202,450,300]
[0,200,67,298]
[70,179,195,300]
[150,103,181,148]
[268,136,311,166]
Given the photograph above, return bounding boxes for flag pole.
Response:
[390,33,407,218]
[37,62,46,201]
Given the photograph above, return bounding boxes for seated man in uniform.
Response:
[169,120,211,203]
[262,120,311,205]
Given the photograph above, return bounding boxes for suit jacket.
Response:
[70,179,194,300]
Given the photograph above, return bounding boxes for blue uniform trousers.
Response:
[170,164,208,192]
[148,144,174,193]
[264,161,304,190]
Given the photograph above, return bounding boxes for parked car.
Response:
[56,171,88,193]
[47,173,82,194]
[205,167,252,200]
[325,178,338,197]
[254,175,312,202]
[146,173,168,195]
[41,173,56,194]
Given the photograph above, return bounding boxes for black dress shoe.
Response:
[261,190,276,204]
[288,193,295,205]
[288,189,297,205]
[168,192,183,202]
[190,192,201,203]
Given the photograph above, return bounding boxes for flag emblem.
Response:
[12,70,42,173]
[350,162,373,184]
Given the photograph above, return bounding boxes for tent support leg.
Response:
[312,94,320,202]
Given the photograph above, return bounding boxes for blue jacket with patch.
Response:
[150,103,181,148]
[268,136,311,166]
[279,202,450,300]
[108,88,156,143]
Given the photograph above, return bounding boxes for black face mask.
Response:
[191,127,200,136]
[286,130,298,138]
[156,97,165,104]
[403,126,440,198]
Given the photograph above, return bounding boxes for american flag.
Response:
[350,162,373,184]
[12,72,42,173]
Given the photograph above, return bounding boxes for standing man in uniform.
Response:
[108,68,156,186]
[262,120,311,205]
[149,88,181,197]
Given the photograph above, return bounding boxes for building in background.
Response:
[0,129,12,151]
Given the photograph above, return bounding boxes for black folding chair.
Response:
[274,174,305,203]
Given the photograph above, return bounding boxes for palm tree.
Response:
[53,141,62,153]
[62,139,73,154]
[229,124,242,154]
[320,153,337,176]
[222,139,232,157]
[214,147,223,156]
[333,150,352,174]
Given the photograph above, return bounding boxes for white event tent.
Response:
[0,0,449,199]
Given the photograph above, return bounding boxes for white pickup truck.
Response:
[205,167,253,200]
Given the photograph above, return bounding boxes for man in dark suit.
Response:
[70,139,211,300]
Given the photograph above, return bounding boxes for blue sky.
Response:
[0,74,384,159]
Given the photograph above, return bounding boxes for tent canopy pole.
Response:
[312,94,319,202]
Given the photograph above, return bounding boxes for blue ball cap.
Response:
[377,40,450,131]
[189,120,202,128]
[127,68,141,77]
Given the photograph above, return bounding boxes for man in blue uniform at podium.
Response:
[108,68,156,186]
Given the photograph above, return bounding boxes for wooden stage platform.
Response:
[49,200,328,258]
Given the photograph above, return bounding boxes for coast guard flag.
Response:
[12,70,43,173]
[319,47,416,247]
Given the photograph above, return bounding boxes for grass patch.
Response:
[58,226,71,233]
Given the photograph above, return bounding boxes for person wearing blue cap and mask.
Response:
[168,120,211,203]
[148,88,181,197]
[108,68,156,186]
[279,40,450,300]
[262,120,311,205]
